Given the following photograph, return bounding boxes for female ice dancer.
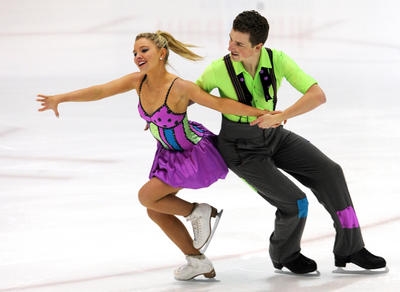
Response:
[37,31,267,280]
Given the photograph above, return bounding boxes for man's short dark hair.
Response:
[232,10,269,46]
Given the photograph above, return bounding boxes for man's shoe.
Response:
[273,253,317,274]
[335,247,386,269]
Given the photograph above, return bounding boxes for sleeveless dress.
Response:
[137,75,228,189]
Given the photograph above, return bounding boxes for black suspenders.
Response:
[266,48,277,110]
[223,48,277,110]
[223,54,247,105]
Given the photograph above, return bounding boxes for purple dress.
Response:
[138,76,228,189]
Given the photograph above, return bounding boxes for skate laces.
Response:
[187,212,204,242]
[186,203,214,249]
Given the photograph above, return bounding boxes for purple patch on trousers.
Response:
[336,206,360,228]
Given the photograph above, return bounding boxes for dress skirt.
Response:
[148,122,228,189]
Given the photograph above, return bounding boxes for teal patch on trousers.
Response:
[297,197,308,218]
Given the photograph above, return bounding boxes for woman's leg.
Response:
[147,208,200,255]
[138,178,216,280]
[138,177,199,254]
[138,177,192,217]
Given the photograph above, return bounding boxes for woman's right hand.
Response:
[36,94,60,117]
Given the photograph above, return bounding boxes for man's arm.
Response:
[250,84,326,128]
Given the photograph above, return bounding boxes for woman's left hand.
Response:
[250,111,286,128]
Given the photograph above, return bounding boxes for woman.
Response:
[37,31,267,280]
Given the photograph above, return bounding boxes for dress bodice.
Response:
[137,75,204,151]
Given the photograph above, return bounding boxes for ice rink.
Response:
[1,0,399,291]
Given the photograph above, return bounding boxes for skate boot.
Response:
[186,203,220,250]
[335,247,386,270]
[273,253,317,274]
[174,254,216,281]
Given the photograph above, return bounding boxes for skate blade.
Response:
[175,269,217,281]
[333,266,389,275]
[199,209,223,254]
[274,269,321,277]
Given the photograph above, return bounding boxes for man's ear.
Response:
[254,43,264,51]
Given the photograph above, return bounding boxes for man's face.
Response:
[228,29,258,61]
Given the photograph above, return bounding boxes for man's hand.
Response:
[250,111,286,128]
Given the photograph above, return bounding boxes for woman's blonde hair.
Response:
[135,30,203,62]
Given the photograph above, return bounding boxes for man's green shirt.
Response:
[196,48,317,123]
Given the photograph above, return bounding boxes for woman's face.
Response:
[133,38,162,72]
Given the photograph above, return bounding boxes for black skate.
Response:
[333,247,388,274]
[273,253,319,276]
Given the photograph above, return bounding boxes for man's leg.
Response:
[272,130,364,256]
[273,130,385,269]
[217,123,314,271]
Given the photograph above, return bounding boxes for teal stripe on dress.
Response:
[164,128,182,151]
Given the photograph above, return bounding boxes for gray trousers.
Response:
[217,117,364,264]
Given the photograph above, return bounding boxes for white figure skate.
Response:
[174,254,216,281]
[186,203,223,252]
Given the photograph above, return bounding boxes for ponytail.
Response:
[135,31,203,62]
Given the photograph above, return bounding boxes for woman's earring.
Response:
[160,57,163,60]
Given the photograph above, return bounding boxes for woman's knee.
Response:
[138,185,152,207]
[146,208,159,220]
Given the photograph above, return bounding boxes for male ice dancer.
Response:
[196,10,386,274]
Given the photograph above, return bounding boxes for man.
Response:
[196,10,386,274]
